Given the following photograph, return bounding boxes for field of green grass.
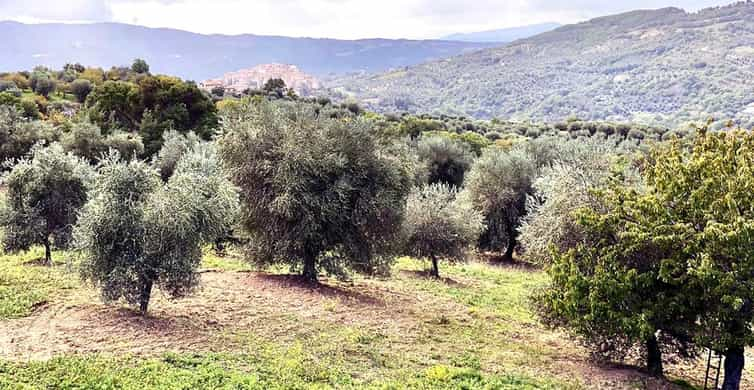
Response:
[0,248,746,389]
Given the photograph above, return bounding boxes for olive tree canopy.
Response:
[76,146,238,314]
[401,183,484,278]
[218,101,413,281]
[0,143,92,264]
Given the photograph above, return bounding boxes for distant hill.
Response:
[332,3,754,128]
[441,23,561,43]
[0,21,500,81]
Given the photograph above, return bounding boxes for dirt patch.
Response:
[0,271,428,361]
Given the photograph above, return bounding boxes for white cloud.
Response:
[0,0,736,39]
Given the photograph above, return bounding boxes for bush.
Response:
[218,101,413,281]
[0,143,92,264]
[0,80,17,93]
[62,121,144,162]
[401,184,484,277]
[417,136,474,187]
[104,131,144,161]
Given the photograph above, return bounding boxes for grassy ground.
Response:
[0,249,747,389]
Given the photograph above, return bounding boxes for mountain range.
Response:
[441,23,561,43]
[0,21,504,81]
[331,2,754,127]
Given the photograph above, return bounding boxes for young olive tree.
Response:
[401,183,484,278]
[218,101,413,282]
[0,143,92,264]
[76,147,238,314]
[461,147,535,261]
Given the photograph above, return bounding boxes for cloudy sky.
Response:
[0,0,736,39]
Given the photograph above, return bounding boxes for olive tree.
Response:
[218,101,413,282]
[461,147,535,261]
[70,79,93,103]
[62,121,144,162]
[76,147,238,314]
[417,136,474,187]
[519,138,633,264]
[152,130,200,181]
[401,183,484,278]
[0,143,92,264]
[1,106,61,165]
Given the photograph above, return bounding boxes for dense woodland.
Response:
[1,60,754,389]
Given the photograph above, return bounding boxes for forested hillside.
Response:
[332,2,754,128]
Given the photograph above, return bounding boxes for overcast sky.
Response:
[0,0,737,39]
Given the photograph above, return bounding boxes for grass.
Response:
[0,247,685,389]
[0,352,567,389]
[0,247,80,318]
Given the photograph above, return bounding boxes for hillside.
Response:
[0,21,500,81]
[332,2,754,128]
[441,23,561,43]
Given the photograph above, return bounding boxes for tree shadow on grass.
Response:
[399,269,467,287]
[478,253,541,272]
[251,273,386,307]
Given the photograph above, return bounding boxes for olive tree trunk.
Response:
[302,251,318,283]
[43,237,52,266]
[646,334,664,377]
[722,347,745,390]
[139,279,154,315]
[503,223,516,261]
[430,255,440,278]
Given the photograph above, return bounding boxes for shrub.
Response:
[0,143,92,264]
[61,121,107,162]
[401,184,484,277]
[104,131,144,161]
[0,80,17,93]
[218,101,413,281]
[62,121,144,162]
